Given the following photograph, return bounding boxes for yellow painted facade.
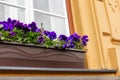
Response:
[71,0,120,76]
[1,0,120,76]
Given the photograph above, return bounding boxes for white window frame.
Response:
[0,0,70,36]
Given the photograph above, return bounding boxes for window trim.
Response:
[66,0,75,34]
[0,0,25,9]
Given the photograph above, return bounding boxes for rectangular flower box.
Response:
[0,41,86,69]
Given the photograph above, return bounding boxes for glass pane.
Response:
[33,0,49,12]
[0,3,25,22]
[49,0,66,16]
[0,3,4,20]
[34,12,67,36]
[0,0,25,6]
[33,0,66,16]
[17,8,25,22]
[15,0,25,6]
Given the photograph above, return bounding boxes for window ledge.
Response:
[0,66,117,73]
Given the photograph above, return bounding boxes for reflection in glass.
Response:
[33,0,65,16]
[34,12,67,35]
[0,0,25,6]
[0,3,25,22]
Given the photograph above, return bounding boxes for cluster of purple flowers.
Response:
[44,30,57,40]
[0,18,40,33]
[0,18,88,49]
[37,31,57,43]
[58,33,88,49]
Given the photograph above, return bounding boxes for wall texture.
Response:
[71,0,120,76]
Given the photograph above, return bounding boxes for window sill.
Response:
[0,66,117,73]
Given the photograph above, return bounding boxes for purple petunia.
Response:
[12,20,19,27]
[35,28,41,32]
[7,18,12,23]
[3,22,14,31]
[44,31,57,40]
[81,35,89,46]
[48,31,57,40]
[58,34,68,41]
[44,30,50,36]
[15,22,23,30]
[0,18,19,31]
[9,31,16,36]
[62,42,75,49]
[74,33,80,39]
[38,37,44,43]
[62,43,67,49]
[22,24,30,32]
[69,33,80,42]
[28,22,38,32]
[68,42,75,48]
[0,18,14,31]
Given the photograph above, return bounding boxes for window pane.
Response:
[15,0,25,6]
[33,0,49,12]
[0,3,25,22]
[0,3,4,20]
[17,8,25,22]
[33,0,66,16]
[34,12,51,31]
[0,0,25,6]
[49,0,66,16]
[34,12,67,36]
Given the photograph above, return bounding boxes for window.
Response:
[0,0,70,36]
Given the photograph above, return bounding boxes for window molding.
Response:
[0,0,25,9]
[66,0,75,34]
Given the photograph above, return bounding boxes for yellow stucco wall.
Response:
[71,0,120,76]
[71,0,104,69]
[1,0,120,76]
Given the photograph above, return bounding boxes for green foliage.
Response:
[43,36,57,48]
[0,27,40,44]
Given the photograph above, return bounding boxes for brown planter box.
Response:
[0,41,86,70]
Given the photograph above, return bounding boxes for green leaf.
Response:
[1,36,5,40]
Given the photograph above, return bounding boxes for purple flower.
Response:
[28,22,38,32]
[44,31,57,40]
[3,22,14,31]
[74,33,80,39]
[69,42,75,48]
[7,18,12,23]
[48,31,57,40]
[15,21,22,29]
[38,37,44,43]
[35,28,41,32]
[58,34,68,41]
[12,20,18,27]
[62,42,75,49]
[0,18,18,31]
[82,35,89,42]
[31,22,36,26]
[82,35,89,46]
[69,33,80,42]
[0,21,2,24]
[9,31,16,36]
[62,43,67,49]
[23,24,30,32]
[44,30,50,36]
